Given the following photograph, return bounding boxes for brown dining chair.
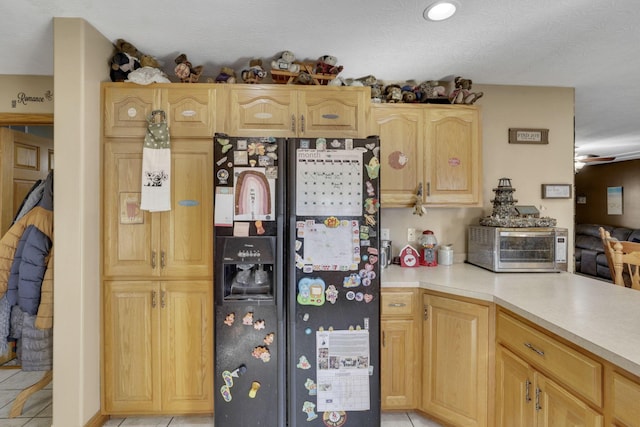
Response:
[600,227,640,290]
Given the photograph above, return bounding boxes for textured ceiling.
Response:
[3,0,640,163]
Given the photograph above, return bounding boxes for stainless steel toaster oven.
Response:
[467,226,568,272]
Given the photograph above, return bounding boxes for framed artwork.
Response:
[120,192,143,224]
[509,128,549,144]
[541,184,572,199]
[607,186,623,215]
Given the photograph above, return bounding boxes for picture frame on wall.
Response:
[607,186,623,215]
[541,184,572,199]
[509,128,549,144]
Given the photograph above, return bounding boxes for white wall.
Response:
[53,17,112,427]
[381,84,575,268]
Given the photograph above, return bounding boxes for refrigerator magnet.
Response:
[305,378,317,396]
[223,312,235,326]
[233,150,248,165]
[251,346,271,363]
[263,333,275,345]
[220,385,232,402]
[297,355,311,369]
[325,285,339,304]
[248,381,261,398]
[323,410,347,427]
[242,312,254,325]
[297,277,326,306]
[302,401,318,421]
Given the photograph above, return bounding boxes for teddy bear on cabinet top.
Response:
[174,53,204,83]
[449,76,484,104]
[109,39,142,82]
[315,55,343,75]
[241,59,268,84]
[271,51,300,73]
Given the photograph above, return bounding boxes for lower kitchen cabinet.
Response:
[496,310,603,427]
[421,292,490,427]
[103,280,213,414]
[611,370,640,426]
[380,289,420,410]
[496,345,602,427]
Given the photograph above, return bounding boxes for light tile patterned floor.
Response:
[0,368,444,427]
[0,368,52,426]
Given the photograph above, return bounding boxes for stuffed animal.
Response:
[384,84,403,103]
[241,59,268,84]
[139,54,160,69]
[215,66,237,84]
[315,55,343,75]
[293,71,313,85]
[419,80,447,101]
[271,50,300,73]
[109,39,142,82]
[449,76,484,104]
[174,53,204,83]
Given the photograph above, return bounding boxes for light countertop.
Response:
[381,263,640,378]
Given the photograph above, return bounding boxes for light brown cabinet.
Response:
[103,83,219,138]
[380,290,420,410]
[102,280,213,414]
[102,140,213,279]
[369,104,481,207]
[224,85,369,138]
[611,370,640,426]
[421,292,490,427]
[101,83,215,415]
[495,310,603,427]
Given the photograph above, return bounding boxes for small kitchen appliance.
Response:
[419,230,438,266]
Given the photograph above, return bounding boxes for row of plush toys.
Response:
[109,42,483,104]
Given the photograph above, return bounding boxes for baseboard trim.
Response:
[84,411,109,427]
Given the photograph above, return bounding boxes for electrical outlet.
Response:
[407,228,416,242]
[381,228,390,240]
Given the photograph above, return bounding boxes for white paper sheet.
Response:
[316,330,370,412]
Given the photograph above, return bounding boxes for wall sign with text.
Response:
[509,128,549,144]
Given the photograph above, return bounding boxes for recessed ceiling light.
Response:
[424,1,459,21]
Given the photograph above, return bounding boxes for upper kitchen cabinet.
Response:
[103,83,219,138]
[369,104,482,207]
[224,85,370,138]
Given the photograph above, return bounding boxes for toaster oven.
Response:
[467,226,568,272]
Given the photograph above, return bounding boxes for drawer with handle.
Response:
[381,291,414,316]
[497,311,602,406]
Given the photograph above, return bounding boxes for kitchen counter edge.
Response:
[381,263,640,377]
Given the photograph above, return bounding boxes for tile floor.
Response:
[103,411,443,426]
[0,367,443,427]
[0,368,52,426]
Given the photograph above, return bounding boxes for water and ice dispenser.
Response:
[216,237,276,301]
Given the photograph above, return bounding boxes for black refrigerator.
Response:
[213,133,381,427]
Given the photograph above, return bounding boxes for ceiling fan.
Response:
[576,154,617,163]
[574,154,616,171]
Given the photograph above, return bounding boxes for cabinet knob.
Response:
[161,251,166,268]
[161,290,166,308]
[152,290,157,308]
[291,114,296,132]
[151,251,157,269]
[300,115,305,133]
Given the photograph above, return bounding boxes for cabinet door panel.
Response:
[104,143,157,277]
[299,88,367,137]
[103,281,161,413]
[226,86,296,136]
[535,374,603,427]
[422,294,489,427]
[164,87,217,138]
[160,140,213,278]
[161,281,213,412]
[496,346,535,427]
[104,86,158,138]
[381,319,417,409]
[371,106,424,207]
[612,371,640,427]
[424,107,480,205]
